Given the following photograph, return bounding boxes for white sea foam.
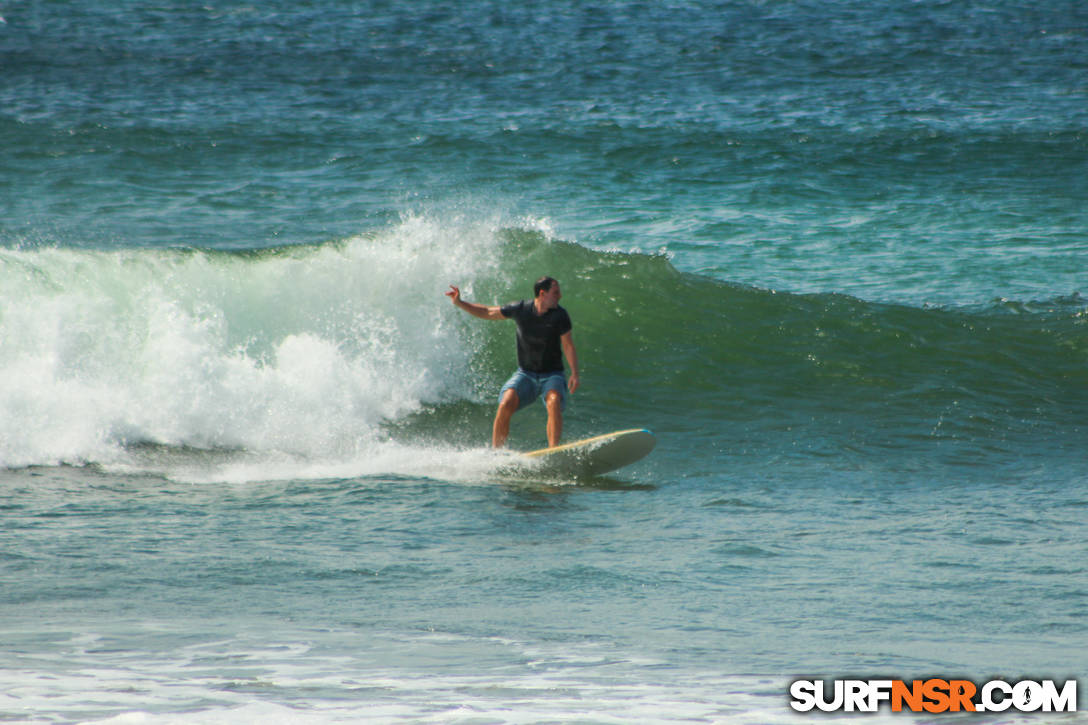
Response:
[3,626,966,725]
[0,215,523,475]
[112,441,524,486]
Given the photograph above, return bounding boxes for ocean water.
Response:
[2,1,1087,722]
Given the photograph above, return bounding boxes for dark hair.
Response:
[533,276,557,297]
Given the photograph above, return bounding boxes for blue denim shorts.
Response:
[499,369,567,412]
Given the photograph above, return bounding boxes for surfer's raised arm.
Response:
[446,285,505,321]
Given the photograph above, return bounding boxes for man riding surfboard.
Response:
[446,276,579,448]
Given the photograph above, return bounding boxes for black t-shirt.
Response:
[500,300,572,374]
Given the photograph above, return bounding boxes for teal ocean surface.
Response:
[2,1,1087,722]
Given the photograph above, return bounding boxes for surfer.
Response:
[446,277,580,448]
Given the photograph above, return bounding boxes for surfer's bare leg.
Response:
[493,389,519,448]
[545,390,563,448]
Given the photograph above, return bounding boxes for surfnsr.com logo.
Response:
[789,678,1077,714]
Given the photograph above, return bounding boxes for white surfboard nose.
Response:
[523,429,656,477]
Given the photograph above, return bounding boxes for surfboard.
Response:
[520,428,656,477]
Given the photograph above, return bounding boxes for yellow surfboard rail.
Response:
[524,428,652,458]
